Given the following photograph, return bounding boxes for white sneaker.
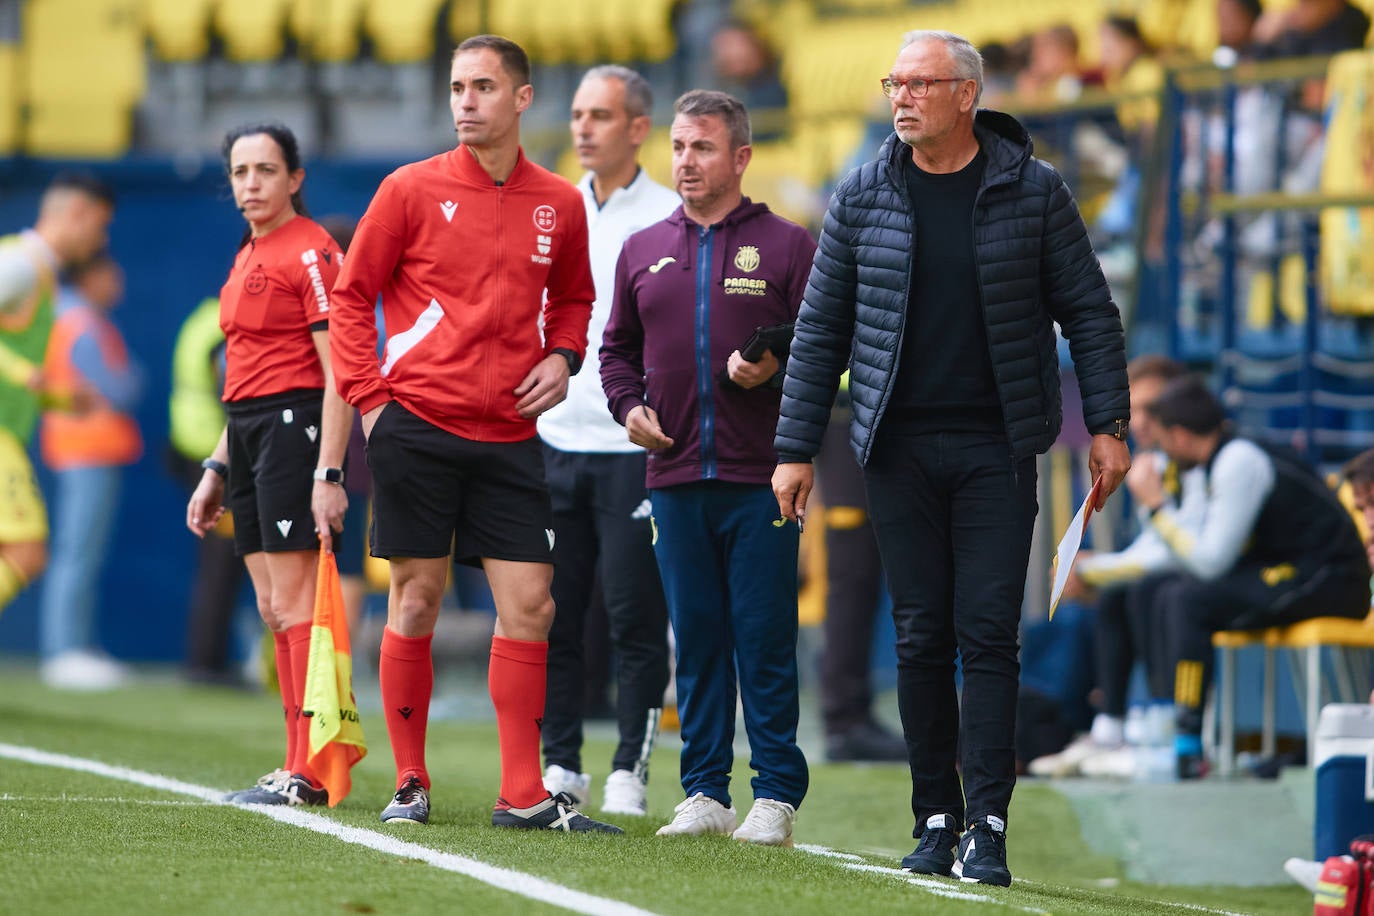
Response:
[1078,745,1138,779]
[601,769,647,816]
[1027,734,1120,778]
[542,765,591,808]
[1283,857,1324,893]
[656,792,736,837]
[41,650,130,691]
[733,798,796,847]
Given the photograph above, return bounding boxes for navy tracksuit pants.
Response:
[649,481,809,810]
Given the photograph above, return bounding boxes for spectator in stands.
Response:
[1014,25,1085,104]
[0,173,113,624]
[1134,375,1370,779]
[815,372,906,763]
[1029,354,1199,778]
[330,35,619,834]
[976,41,1027,108]
[37,253,142,691]
[171,297,249,686]
[601,89,814,846]
[1253,0,1371,58]
[773,29,1130,886]
[186,122,351,807]
[1215,0,1265,64]
[538,64,678,817]
[709,21,789,141]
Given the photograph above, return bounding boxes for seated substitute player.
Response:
[329,35,620,833]
[1133,375,1369,778]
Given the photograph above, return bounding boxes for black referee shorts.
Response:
[365,401,554,568]
[225,389,324,556]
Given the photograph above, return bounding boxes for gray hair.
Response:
[580,65,654,119]
[673,89,751,149]
[900,30,984,106]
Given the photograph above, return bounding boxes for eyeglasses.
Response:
[879,76,964,99]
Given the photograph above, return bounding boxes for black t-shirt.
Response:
[886,146,1003,435]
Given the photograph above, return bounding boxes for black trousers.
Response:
[864,431,1037,833]
[1160,559,1370,736]
[1095,572,1176,717]
[816,407,885,736]
[542,447,670,774]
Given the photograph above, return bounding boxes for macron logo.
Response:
[305,425,318,443]
[440,200,457,223]
[546,528,555,550]
[631,499,652,520]
[648,256,675,274]
[276,519,293,538]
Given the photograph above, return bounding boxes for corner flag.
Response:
[302,545,366,805]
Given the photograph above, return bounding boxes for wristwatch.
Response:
[313,467,345,485]
[201,458,228,479]
[552,347,582,376]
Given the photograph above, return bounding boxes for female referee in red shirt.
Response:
[186,123,351,806]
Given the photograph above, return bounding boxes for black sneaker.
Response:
[491,792,623,833]
[381,776,430,825]
[222,768,289,802]
[951,816,1011,886]
[236,773,328,807]
[902,813,960,875]
[1177,752,1209,781]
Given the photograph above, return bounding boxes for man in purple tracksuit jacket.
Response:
[600,90,815,847]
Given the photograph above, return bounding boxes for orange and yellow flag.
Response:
[302,546,366,806]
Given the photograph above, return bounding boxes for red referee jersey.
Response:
[220,215,342,402]
[329,146,594,442]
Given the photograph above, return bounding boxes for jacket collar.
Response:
[447,144,531,187]
[878,107,1033,191]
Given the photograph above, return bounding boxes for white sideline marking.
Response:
[0,743,655,916]
[0,793,209,807]
[797,844,1250,916]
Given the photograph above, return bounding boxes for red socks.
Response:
[272,630,295,773]
[379,626,433,790]
[489,635,549,809]
[284,622,319,785]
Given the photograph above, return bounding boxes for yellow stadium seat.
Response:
[448,0,484,48]
[486,0,543,63]
[364,0,446,64]
[26,104,132,157]
[215,0,293,61]
[145,0,215,62]
[23,0,142,156]
[630,0,677,63]
[0,45,17,155]
[290,0,367,62]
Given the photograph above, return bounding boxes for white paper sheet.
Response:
[1048,478,1102,620]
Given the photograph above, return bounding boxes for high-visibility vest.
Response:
[40,304,142,469]
[168,297,226,461]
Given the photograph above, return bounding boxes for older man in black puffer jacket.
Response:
[772,30,1131,887]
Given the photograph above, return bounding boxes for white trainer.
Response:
[1078,745,1138,779]
[1026,734,1120,778]
[601,769,647,816]
[40,650,130,692]
[733,798,796,847]
[656,792,736,837]
[542,765,591,808]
